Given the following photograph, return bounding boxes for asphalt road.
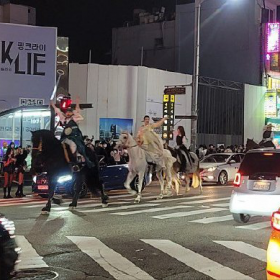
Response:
[0,184,270,280]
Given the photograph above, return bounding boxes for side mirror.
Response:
[229,160,236,164]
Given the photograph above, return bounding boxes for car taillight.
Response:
[272,211,280,231]
[233,172,242,187]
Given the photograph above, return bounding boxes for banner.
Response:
[0,23,57,111]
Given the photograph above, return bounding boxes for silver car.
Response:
[200,153,244,185]
[230,149,280,223]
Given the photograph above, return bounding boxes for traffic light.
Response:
[60,97,72,112]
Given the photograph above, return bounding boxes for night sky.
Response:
[11,0,193,64]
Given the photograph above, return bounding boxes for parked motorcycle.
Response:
[0,214,19,279]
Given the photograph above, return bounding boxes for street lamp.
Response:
[190,0,204,152]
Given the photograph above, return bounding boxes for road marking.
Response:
[16,236,48,270]
[152,208,227,220]
[212,203,230,207]
[121,195,161,201]
[67,236,154,280]
[148,195,209,203]
[214,241,266,262]
[190,215,233,224]
[141,239,253,280]
[180,197,229,205]
[236,221,271,230]
[111,205,192,216]
[78,203,159,213]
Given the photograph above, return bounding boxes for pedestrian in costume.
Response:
[15,146,28,197]
[3,143,16,199]
[50,97,93,168]
[259,123,276,149]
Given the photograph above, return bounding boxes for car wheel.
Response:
[39,194,49,198]
[233,213,250,223]
[130,175,146,192]
[218,171,228,185]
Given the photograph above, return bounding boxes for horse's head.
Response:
[118,131,131,149]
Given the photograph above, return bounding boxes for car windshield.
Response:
[202,154,230,163]
[240,152,280,176]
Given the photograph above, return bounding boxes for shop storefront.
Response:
[0,106,53,157]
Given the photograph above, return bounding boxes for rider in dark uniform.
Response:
[51,98,93,168]
[259,123,276,149]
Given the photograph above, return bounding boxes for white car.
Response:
[230,149,280,223]
[200,153,244,185]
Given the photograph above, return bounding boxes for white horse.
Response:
[118,132,178,203]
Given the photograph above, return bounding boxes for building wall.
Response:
[69,64,192,145]
[112,21,176,72]
[244,84,266,143]
[176,0,264,85]
[0,3,36,25]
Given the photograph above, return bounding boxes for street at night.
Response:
[1,185,269,280]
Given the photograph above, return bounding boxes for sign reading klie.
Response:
[0,23,57,111]
[162,94,175,141]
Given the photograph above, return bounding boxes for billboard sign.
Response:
[267,23,280,53]
[0,23,57,111]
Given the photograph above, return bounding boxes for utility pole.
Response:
[190,0,203,151]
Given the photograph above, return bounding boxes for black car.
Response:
[0,214,19,279]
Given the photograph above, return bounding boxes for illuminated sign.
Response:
[164,87,186,95]
[265,91,277,117]
[267,23,280,53]
[162,94,175,141]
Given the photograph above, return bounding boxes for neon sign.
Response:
[267,23,280,53]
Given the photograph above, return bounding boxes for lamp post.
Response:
[190,0,204,151]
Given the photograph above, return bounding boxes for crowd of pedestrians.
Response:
[0,142,31,199]
[196,144,246,160]
[83,136,129,165]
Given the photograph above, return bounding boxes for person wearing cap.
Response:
[259,123,276,148]
[50,97,93,167]
[137,115,167,170]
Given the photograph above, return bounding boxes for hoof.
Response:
[102,203,108,208]
[41,210,50,215]
[185,187,191,193]
[157,194,164,200]
[134,199,140,204]
[69,206,76,210]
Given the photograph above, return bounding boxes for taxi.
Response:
[267,210,280,279]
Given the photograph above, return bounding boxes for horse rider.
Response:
[259,123,276,149]
[50,97,93,168]
[137,115,167,171]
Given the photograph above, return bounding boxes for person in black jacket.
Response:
[15,147,28,197]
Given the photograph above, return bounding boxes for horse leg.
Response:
[41,184,55,215]
[197,170,203,195]
[99,182,109,207]
[134,172,145,204]
[165,169,173,197]
[69,173,82,210]
[156,170,165,199]
[124,171,137,195]
[185,175,191,193]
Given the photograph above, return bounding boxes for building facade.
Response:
[0,2,36,25]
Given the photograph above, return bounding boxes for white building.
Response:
[69,63,265,146]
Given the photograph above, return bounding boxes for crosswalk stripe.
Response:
[236,221,271,230]
[16,236,48,270]
[190,215,233,224]
[121,195,161,201]
[148,195,208,203]
[212,203,230,207]
[142,239,253,280]
[78,203,159,213]
[180,197,229,205]
[152,208,227,220]
[111,205,192,216]
[214,241,266,262]
[67,236,154,280]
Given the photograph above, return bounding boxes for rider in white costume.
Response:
[137,115,167,171]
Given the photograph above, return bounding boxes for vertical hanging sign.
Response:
[162,94,175,141]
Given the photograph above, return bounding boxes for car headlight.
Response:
[207,167,217,172]
[57,175,72,184]
[32,176,37,184]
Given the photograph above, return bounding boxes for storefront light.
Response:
[14,111,51,118]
